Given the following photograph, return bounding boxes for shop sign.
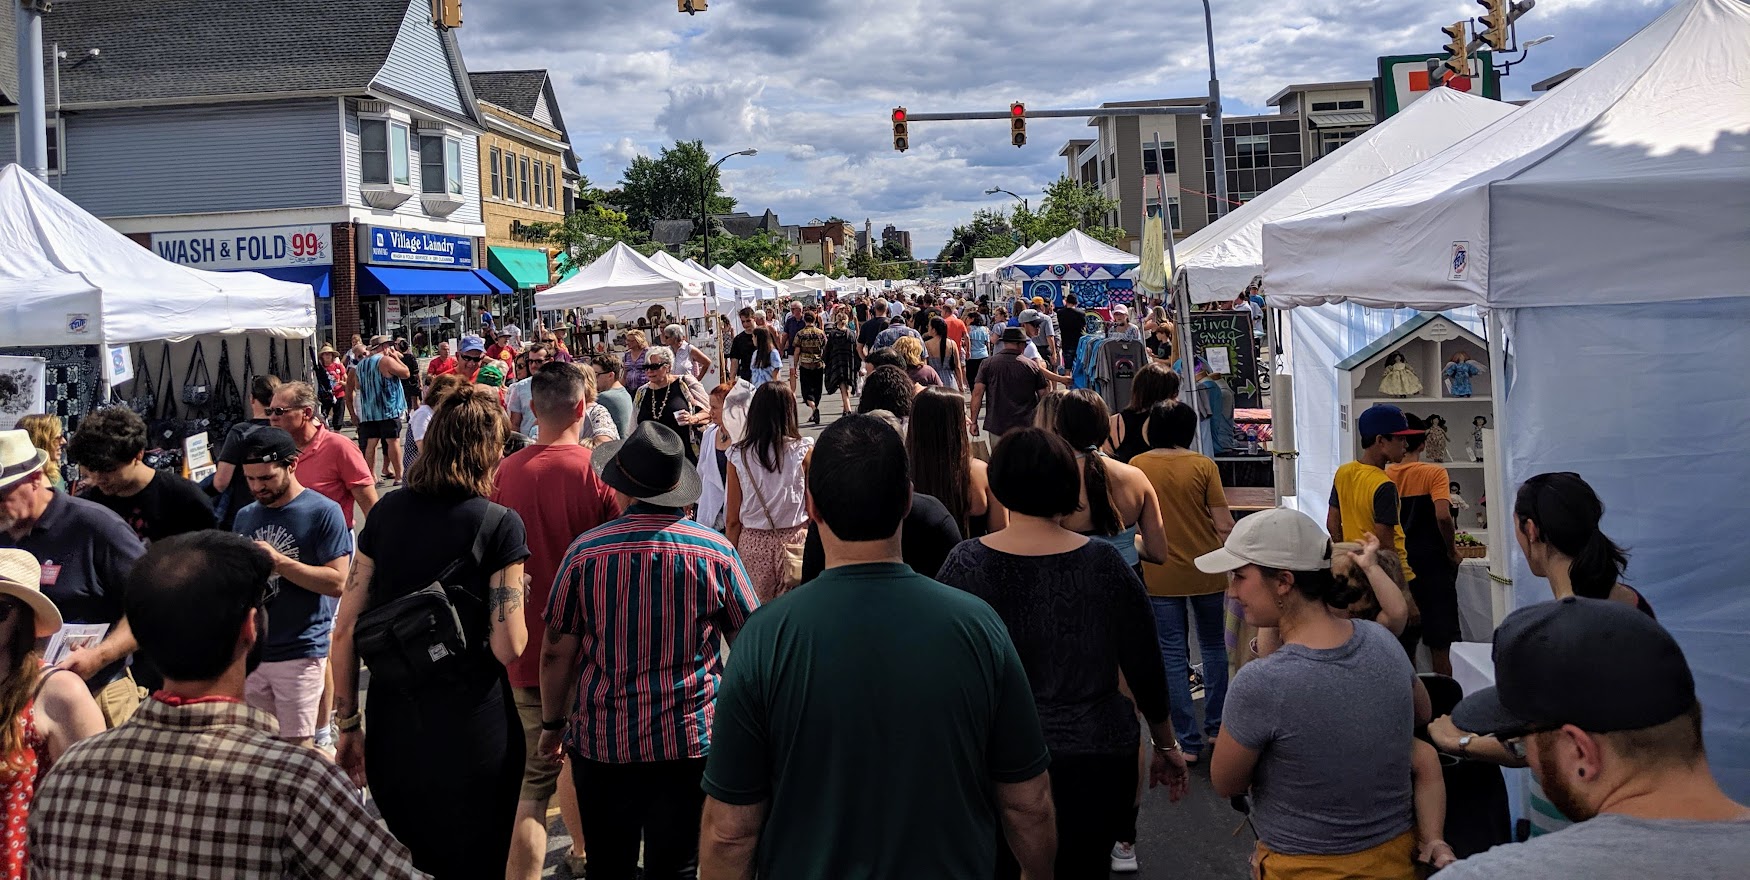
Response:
[150,225,332,270]
[360,225,474,268]
[386,297,403,324]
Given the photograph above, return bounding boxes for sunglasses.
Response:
[528,358,549,367]
[461,354,483,362]
[265,406,308,416]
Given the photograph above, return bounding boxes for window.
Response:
[520,155,531,203]
[1168,196,1180,231]
[389,123,411,186]
[1320,128,1364,157]
[489,146,502,198]
[446,139,462,195]
[533,159,544,206]
[1142,143,1176,175]
[546,163,557,208]
[1234,134,1269,170]
[360,119,389,184]
[1310,101,1338,111]
[1338,99,1365,110]
[503,151,516,199]
[419,135,446,194]
[45,119,62,174]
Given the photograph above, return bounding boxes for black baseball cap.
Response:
[236,427,300,466]
[1452,597,1694,738]
[1357,403,1424,437]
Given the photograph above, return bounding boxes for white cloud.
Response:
[458,0,1680,257]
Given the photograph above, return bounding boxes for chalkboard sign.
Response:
[1187,311,1262,409]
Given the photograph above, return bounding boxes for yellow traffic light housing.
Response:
[1010,103,1026,148]
[1441,22,1472,79]
[1477,0,1510,51]
[892,107,909,152]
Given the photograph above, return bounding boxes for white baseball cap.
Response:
[1195,507,1333,574]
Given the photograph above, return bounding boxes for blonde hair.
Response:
[624,329,648,349]
[892,335,925,368]
[15,414,61,486]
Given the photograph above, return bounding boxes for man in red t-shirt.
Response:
[943,300,969,355]
[486,332,517,364]
[425,340,458,380]
[490,361,619,880]
[269,381,376,529]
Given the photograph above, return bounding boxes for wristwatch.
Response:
[1456,734,1475,757]
[541,717,567,732]
[1152,741,1183,755]
[335,712,362,733]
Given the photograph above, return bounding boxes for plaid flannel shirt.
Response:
[28,697,425,879]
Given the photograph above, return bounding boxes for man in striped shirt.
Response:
[538,421,759,880]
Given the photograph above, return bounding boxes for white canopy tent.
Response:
[686,260,762,305]
[1261,0,1750,800]
[726,262,784,299]
[535,242,710,318]
[0,164,315,346]
[1002,230,1139,280]
[648,251,725,308]
[1177,88,1516,305]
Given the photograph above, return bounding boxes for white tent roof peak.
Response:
[535,242,709,317]
[1263,0,1750,310]
[1007,229,1139,268]
[1176,87,1515,304]
[0,164,314,344]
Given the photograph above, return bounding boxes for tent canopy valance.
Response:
[1001,230,1138,281]
[0,164,315,345]
[534,242,710,318]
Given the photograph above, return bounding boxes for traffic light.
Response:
[1441,21,1472,78]
[678,0,706,13]
[547,247,563,283]
[1010,102,1026,148]
[891,107,909,152]
[1477,0,1510,51]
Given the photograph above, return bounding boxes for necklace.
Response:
[649,379,677,421]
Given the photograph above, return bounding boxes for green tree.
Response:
[683,230,796,279]
[1013,176,1124,245]
[935,208,1022,275]
[524,188,646,275]
[611,140,738,235]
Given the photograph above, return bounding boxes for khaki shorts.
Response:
[1252,829,1417,880]
[512,686,562,802]
[94,672,142,729]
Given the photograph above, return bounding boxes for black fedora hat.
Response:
[590,421,701,507]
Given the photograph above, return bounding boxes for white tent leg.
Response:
[1484,307,1513,626]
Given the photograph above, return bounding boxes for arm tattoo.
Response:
[489,571,523,623]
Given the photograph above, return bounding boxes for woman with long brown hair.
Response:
[1105,362,1183,463]
[908,387,1004,538]
[1052,389,1168,569]
[725,383,813,600]
[0,550,103,876]
[333,387,530,878]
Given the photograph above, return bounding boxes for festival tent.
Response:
[686,260,762,305]
[1176,87,1516,305]
[726,262,784,299]
[535,242,709,317]
[0,164,315,346]
[1261,0,1750,800]
[649,251,725,307]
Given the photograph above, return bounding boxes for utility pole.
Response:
[16,1,50,181]
[1203,0,1230,219]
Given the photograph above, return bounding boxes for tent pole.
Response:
[1484,307,1513,626]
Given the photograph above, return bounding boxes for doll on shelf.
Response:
[1423,414,1451,462]
[1443,350,1485,397]
[1470,415,1488,462]
[1379,352,1423,397]
[1449,482,1470,513]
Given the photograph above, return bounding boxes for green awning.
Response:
[487,246,552,290]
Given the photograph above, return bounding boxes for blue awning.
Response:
[473,269,513,295]
[357,265,495,297]
[247,265,332,299]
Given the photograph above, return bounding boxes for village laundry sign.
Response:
[360,226,474,268]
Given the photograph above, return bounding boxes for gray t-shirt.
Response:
[1437,813,1750,880]
[1223,619,1415,854]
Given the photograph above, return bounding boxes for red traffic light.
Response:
[892,107,907,123]
[1010,102,1025,117]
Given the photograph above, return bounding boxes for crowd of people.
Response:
[0,285,1740,879]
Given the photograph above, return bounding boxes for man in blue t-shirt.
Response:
[349,335,410,486]
[231,428,352,746]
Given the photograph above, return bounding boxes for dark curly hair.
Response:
[67,407,148,472]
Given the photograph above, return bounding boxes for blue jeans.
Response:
[1150,593,1229,751]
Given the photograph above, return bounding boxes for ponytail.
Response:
[1082,451,1122,536]
[1569,529,1630,600]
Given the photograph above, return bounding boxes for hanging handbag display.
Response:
[353,504,508,692]
[267,337,281,381]
[210,339,245,441]
[181,341,213,408]
[127,346,155,417]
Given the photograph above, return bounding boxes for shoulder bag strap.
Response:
[157,346,179,419]
[441,501,510,607]
[741,448,781,528]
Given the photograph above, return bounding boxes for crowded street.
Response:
[2,0,1748,878]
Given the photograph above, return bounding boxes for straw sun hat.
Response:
[0,550,63,638]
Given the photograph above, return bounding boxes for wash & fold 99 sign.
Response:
[150,225,332,270]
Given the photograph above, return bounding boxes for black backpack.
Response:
[353,504,508,691]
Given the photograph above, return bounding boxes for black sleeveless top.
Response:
[1111,409,1151,463]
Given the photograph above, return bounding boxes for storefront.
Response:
[355,224,508,344]
[148,223,336,341]
[486,246,555,331]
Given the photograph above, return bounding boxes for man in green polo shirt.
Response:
[699,415,1057,879]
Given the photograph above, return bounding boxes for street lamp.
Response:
[1202,0,1231,220]
[701,149,757,268]
[984,186,1029,213]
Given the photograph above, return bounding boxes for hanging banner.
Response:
[106,345,135,387]
[150,225,333,270]
[0,357,48,431]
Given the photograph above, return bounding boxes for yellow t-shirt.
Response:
[1331,460,1416,582]
[1131,449,1229,597]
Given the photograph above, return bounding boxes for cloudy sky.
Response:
[458,0,1677,258]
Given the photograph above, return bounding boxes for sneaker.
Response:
[1110,842,1139,873]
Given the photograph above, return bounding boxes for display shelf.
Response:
[1354,395,1492,406]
